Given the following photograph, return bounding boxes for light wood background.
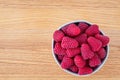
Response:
[0,0,120,80]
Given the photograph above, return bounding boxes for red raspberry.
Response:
[69,65,78,73]
[66,48,81,57]
[88,37,102,52]
[61,56,74,69]
[61,25,68,35]
[57,55,64,61]
[53,30,64,42]
[54,43,66,55]
[95,34,110,47]
[89,54,101,67]
[66,23,81,37]
[97,48,106,59]
[86,24,100,36]
[75,33,87,45]
[74,55,86,68]
[78,67,93,75]
[81,44,94,60]
[61,37,79,49]
[78,22,89,33]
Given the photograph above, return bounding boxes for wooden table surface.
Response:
[0,0,120,80]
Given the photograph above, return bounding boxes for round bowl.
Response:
[52,20,109,76]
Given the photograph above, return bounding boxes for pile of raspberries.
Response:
[53,22,109,75]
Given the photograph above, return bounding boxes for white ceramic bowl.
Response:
[52,20,109,76]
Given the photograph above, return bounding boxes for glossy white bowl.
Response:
[52,20,109,76]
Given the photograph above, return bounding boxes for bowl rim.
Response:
[52,20,110,76]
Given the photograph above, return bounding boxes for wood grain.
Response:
[0,0,120,80]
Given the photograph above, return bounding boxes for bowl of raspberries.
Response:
[52,20,110,76]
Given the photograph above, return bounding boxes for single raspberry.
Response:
[86,24,100,36]
[75,33,87,45]
[95,34,110,47]
[61,25,68,35]
[57,55,64,61]
[78,22,89,33]
[54,43,66,55]
[66,48,81,57]
[81,44,94,60]
[61,37,79,49]
[97,48,106,59]
[61,56,74,69]
[66,23,81,37]
[78,67,93,75]
[89,54,101,67]
[74,55,86,68]
[53,30,64,42]
[88,37,102,52]
[69,65,78,73]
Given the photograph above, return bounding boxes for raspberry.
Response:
[78,67,93,75]
[66,48,81,57]
[61,37,79,49]
[74,55,86,68]
[81,44,94,60]
[61,25,68,35]
[61,56,74,69]
[69,65,78,73]
[57,55,64,61]
[97,48,106,59]
[54,43,66,55]
[66,23,81,37]
[75,33,87,45]
[88,37,102,52]
[95,34,110,47]
[78,22,89,33]
[53,30,64,42]
[89,54,101,67]
[86,24,100,36]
